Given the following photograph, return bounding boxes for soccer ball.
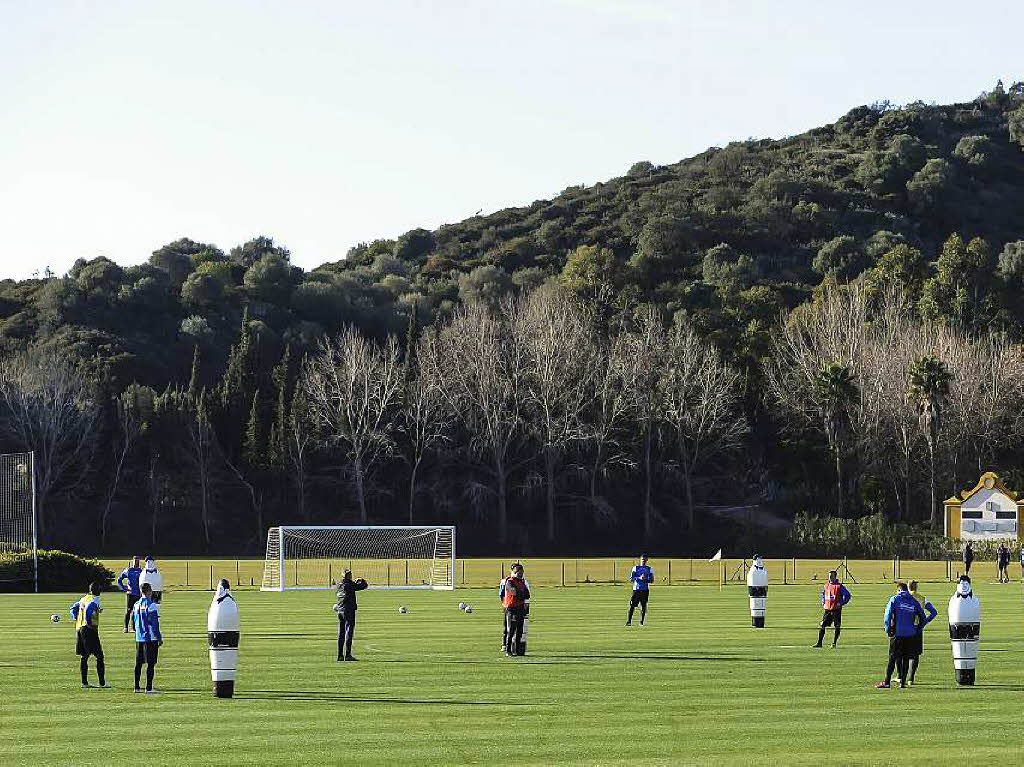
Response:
[398,606,408,614]
[50,614,60,623]
[458,602,467,611]
[464,606,473,614]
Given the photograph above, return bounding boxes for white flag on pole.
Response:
[709,548,722,561]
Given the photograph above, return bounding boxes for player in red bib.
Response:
[813,570,852,648]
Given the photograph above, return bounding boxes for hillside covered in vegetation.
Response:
[3,81,1024,556]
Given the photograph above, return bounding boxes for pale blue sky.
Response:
[1,0,1021,280]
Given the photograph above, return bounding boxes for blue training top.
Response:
[132,597,162,642]
[882,591,927,638]
[630,565,653,592]
[117,566,142,596]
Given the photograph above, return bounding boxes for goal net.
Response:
[261,525,456,591]
[0,452,37,592]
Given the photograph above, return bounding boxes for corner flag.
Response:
[709,549,722,562]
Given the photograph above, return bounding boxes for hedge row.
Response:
[0,549,115,593]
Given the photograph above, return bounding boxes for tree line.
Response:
[3,82,1024,554]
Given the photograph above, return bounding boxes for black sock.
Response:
[146,665,155,691]
[816,628,826,646]
[884,656,896,683]
[96,658,105,686]
[640,607,647,624]
[909,657,918,681]
[833,627,841,645]
[626,605,635,623]
[134,661,142,690]
[80,657,88,685]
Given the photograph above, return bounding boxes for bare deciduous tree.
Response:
[422,301,526,543]
[100,384,153,548]
[303,327,403,522]
[403,330,451,524]
[659,319,748,530]
[0,347,99,541]
[617,305,667,538]
[515,284,598,541]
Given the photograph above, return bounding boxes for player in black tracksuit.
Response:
[334,570,368,661]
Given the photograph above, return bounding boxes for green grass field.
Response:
[2,581,1024,765]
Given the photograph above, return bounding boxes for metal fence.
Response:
[99,556,976,591]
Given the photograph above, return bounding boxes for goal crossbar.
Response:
[261,525,455,592]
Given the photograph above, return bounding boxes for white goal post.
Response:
[0,452,37,593]
[261,525,456,591]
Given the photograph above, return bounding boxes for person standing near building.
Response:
[70,582,107,689]
[997,543,1010,583]
[813,570,852,648]
[131,583,162,694]
[907,580,938,685]
[875,582,927,689]
[501,563,530,657]
[116,557,142,633]
[334,570,368,661]
[963,541,974,576]
[626,555,653,626]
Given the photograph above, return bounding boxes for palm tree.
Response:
[813,363,859,518]
[908,356,953,529]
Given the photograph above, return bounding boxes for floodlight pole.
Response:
[30,451,38,593]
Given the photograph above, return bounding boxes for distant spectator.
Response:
[963,542,974,575]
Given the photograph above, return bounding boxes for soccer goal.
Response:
[261,525,456,591]
[0,452,37,592]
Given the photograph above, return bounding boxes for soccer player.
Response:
[906,580,938,686]
[813,570,851,648]
[498,566,530,653]
[334,570,368,661]
[875,582,927,689]
[626,555,653,626]
[69,582,107,688]
[131,582,163,693]
[1019,545,1024,580]
[501,563,530,657]
[997,543,1010,583]
[962,541,974,575]
[116,556,142,633]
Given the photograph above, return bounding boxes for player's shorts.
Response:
[820,609,842,629]
[907,633,923,658]
[136,640,160,666]
[76,627,103,658]
[889,635,913,658]
[629,590,650,607]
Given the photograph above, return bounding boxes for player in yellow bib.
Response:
[907,580,938,686]
[69,582,107,688]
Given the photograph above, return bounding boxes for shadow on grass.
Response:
[155,688,538,705]
[175,632,323,640]
[551,653,766,662]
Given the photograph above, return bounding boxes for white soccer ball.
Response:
[458,602,467,611]
[398,605,408,614]
[464,606,473,614]
[50,614,60,623]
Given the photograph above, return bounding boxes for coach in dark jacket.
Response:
[334,570,368,661]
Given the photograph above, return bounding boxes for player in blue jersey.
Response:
[116,556,142,633]
[626,555,653,626]
[131,583,163,693]
[875,582,927,689]
[69,582,107,688]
